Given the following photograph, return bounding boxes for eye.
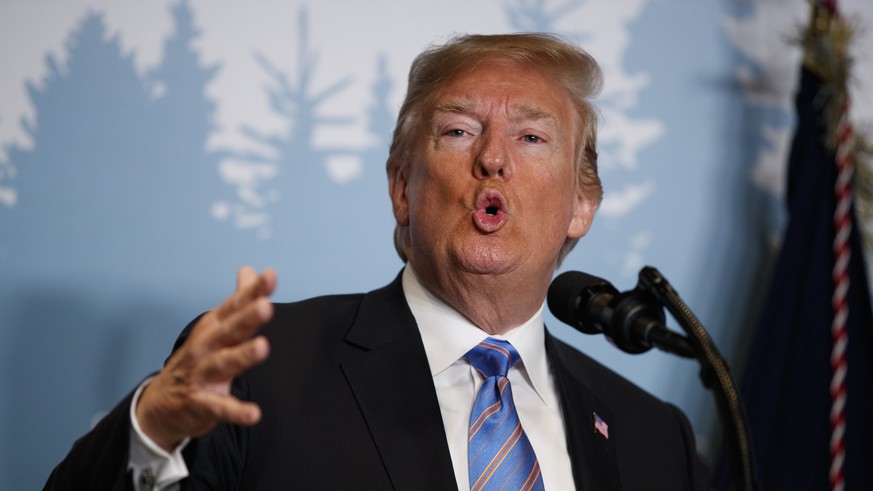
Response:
[522,134,543,143]
[445,128,469,137]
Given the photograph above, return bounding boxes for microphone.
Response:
[548,271,695,358]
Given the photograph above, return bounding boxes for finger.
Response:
[199,336,270,382]
[236,266,258,292]
[240,267,276,297]
[260,268,277,296]
[214,269,276,322]
[191,390,263,427]
[208,297,273,349]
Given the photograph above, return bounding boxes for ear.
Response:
[567,192,597,239]
[388,163,410,226]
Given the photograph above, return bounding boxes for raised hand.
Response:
[135,267,277,451]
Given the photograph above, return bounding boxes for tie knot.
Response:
[466,337,521,378]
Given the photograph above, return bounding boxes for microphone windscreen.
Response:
[548,271,590,330]
[549,271,616,334]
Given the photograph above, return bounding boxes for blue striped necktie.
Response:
[466,337,545,491]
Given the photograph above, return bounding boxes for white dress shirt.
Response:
[403,266,576,491]
[128,267,577,490]
[128,380,187,491]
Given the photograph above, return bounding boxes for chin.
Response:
[454,244,516,276]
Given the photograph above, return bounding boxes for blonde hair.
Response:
[387,33,603,263]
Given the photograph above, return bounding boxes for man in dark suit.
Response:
[46,33,709,490]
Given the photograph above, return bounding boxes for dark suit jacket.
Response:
[46,272,709,490]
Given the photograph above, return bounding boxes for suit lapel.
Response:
[340,274,458,491]
[546,331,623,490]
[336,275,621,491]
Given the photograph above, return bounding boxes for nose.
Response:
[474,133,512,180]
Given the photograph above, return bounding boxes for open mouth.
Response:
[472,189,508,232]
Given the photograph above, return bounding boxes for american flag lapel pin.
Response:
[593,412,609,439]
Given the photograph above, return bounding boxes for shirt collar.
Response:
[402,266,552,405]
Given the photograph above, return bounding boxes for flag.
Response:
[593,412,609,440]
[735,5,873,490]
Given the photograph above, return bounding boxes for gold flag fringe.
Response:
[800,2,873,281]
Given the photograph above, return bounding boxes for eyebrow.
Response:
[431,99,476,118]
[430,99,559,126]
[512,103,558,124]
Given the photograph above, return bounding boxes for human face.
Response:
[390,61,596,286]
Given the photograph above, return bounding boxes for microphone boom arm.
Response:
[636,266,758,491]
[547,266,759,490]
